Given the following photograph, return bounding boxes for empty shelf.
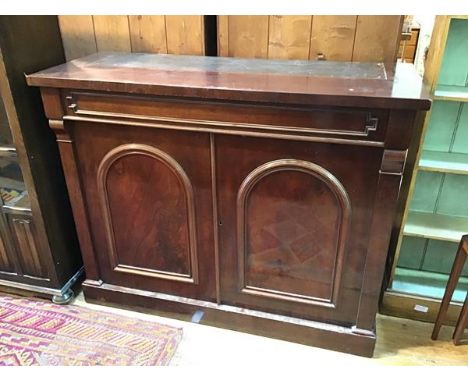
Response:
[404,211,468,242]
[391,267,468,302]
[434,85,468,102]
[418,150,468,174]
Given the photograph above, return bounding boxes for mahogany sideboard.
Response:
[27,53,430,357]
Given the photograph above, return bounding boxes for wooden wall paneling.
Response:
[128,16,168,53]
[218,15,403,63]
[309,16,357,61]
[217,16,229,57]
[352,16,404,63]
[58,16,97,61]
[226,16,270,58]
[93,16,131,52]
[165,16,205,55]
[267,16,312,60]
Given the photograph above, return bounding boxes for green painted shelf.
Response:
[434,85,468,102]
[403,211,468,242]
[390,17,468,314]
[418,150,468,174]
[391,267,468,302]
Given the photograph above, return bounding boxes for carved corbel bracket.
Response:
[49,119,72,143]
[379,149,407,176]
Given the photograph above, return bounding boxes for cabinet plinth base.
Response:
[0,267,84,304]
[82,280,376,357]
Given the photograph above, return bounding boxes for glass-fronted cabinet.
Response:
[0,16,83,303]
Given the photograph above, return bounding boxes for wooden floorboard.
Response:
[374,314,467,365]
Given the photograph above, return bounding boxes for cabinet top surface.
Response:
[26,52,431,110]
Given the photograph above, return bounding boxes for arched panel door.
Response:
[216,135,382,324]
[97,144,198,284]
[71,124,215,301]
[237,159,350,308]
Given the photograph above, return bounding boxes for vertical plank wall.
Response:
[58,16,205,61]
[218,15,403,62]
[59,16,403,62]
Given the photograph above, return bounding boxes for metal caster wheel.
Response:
[52,289,74,305]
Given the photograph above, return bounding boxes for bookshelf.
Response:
[383,16,468,319]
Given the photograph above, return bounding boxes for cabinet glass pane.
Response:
[0,94,13,146]
[0,155,29,209]
[0,96,30,211]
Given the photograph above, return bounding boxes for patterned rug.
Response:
[0,294,182,365]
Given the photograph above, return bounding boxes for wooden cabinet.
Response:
[27,53,430,356]
[398,27,420,63]
[0,17,83,303]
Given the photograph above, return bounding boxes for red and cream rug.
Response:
[0,294,182,366]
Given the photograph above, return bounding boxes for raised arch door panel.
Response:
[216,135,383,325]
[71,121,216,301]
[237,159,351,307]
